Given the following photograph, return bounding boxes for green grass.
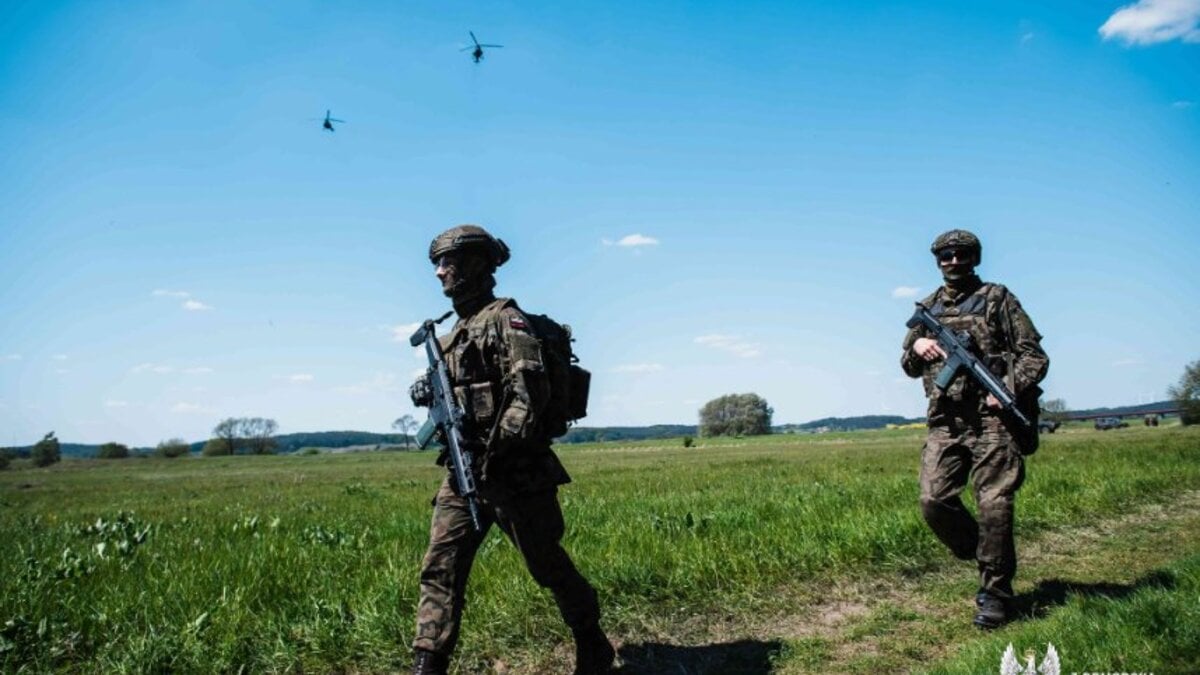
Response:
[2,426,1198,673]
[926,553,1200,675]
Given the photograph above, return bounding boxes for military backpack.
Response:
[521,311,591,438]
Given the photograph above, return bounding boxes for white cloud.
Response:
[892,286,921,299]
[52,354,68,361]
[1174,100,1195,109]
[171,402,213,414]
[1099,0,1200,45]
[392,322,422,343]
[1021,31,1035,43]
[105,400,129,408]
[695,334,762,358]
[289,373,314,383]
[604,234,660,247]
[183,299,213,311]
[3,354,22,361]
[55,368,70,375]
[153,289,191,298]
[611,363,665,374]
[182,367,213,375]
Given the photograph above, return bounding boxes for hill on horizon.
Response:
[5,401,1178,458]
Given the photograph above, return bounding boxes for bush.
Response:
[97,442,130,459]
[698,393,774,437]
[31,432,61,467]
[155,438,191,458]
[682,436,694,448]
[0,448,11,470]
[1168,360,1200,426]
[202,438,233,457]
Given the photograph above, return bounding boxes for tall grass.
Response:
[2,426,1197,672]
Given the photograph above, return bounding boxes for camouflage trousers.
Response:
[413,477,601,656]
[919,415,1025,598]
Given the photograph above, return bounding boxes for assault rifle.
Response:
[410,311,482,532]
[906,303,1032,429]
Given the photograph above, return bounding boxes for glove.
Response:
[410,373,433,408]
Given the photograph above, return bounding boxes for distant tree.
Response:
[392,414,417,449]
[202,438,233,456]
[239,417,279,454]
[155,438,191,458]
[0,448,12,471]
[31,432,61,467]
[1168,360,1200,426]
[682,436,694,448]
[1041,398,1070,425]
[97,442,130,459]
[212,418,241,455]
[698,393,774,437]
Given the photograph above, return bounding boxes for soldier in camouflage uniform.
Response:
[901,230,1049,629]
[409,225,614,675]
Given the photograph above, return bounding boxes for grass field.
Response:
[2,425,1198,673]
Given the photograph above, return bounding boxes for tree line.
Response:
[203,417,280,456]
[3,360,1198,471]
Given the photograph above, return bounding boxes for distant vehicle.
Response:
[1094,417,1129,431]
[318,110,345,132]
[1038,420,1060,434]
[461,31,503,63]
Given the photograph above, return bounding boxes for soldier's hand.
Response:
[913,337,947,362]
[410,374,433,408]
[985,393,1002,409]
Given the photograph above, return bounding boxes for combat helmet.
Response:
[428,224,511,270]
[930,229,981,262]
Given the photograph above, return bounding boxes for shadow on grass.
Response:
[614,639,785,675]
[1014,569,1176,620]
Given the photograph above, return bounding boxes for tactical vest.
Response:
[438,302,507,442]
[438,298,588,442]
[921,283,1012,407]
[917,282,1043,453]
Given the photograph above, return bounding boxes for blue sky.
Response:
[1,1,1197,447]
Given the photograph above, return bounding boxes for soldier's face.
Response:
[435,254,462,295]
[435,253,489,298]
[936,248,977,277]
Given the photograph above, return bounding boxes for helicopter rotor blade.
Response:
[469,31,480,47]
[479,44,503,48]
[329,118,346,124]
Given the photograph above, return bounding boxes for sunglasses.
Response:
[936,248,973,263]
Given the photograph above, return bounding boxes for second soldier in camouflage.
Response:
[901,229,1049,629]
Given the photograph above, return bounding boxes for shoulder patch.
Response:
[508,316,528,331]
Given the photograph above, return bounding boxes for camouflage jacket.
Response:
[438,297,571,494]
[901,280,1049,423]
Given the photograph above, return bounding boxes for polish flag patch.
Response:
[508,317,528,330]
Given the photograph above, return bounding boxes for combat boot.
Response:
[572,625,615,675]
[973,591,1007,629]
[412,648,449,675]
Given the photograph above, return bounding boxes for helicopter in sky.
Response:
[461,31,503,63]
[317,110,345,132]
